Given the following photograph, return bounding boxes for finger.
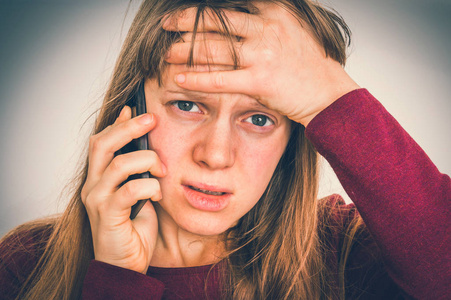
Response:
[132,200,157,230]
[87,113,156,184]
[163,7,261,38]
[113,105,132,126]
[89,106,133,153]
[98,150,166,194]
[181,32,229,41]
[113,178,162,211]
[166,40,242,65]
[174,70,253,94]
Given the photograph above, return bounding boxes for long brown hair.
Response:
[2,1,362,299]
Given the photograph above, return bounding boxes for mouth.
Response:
[187,185,227,196]
[182,182,232,212]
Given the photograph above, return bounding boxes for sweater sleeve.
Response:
[82,260,165,300]
[305,89,451,300]
[0,226,165,300]
[0,233,40,300]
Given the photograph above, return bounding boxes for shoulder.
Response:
[318,194,359,228]
[317,194,362,260]
[318,195,409,299]
[318,194,382,268]
[0,220,55,298]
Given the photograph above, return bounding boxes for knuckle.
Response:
[109,155,127,173]
[81,187,88,204]
[127,116,146,133]
[271,21,282,35]
[260,48,276,65]
[82,184,111,218]
[121,182,135,200]
[122,118,135,131]
[89,134,106,154]
[96,200,109,216]
[88,135,99,152]
[84,192,99,211]
[213,72,224,88]
[209,42,219,57]
[254,69,267,84]
[175,44,186,59]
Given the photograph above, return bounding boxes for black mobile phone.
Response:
[115,81,151,219]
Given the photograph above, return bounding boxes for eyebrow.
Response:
[164,89,210,100]
[163,89,270,110]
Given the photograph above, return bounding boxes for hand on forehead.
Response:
[163,2,303,67]
[149,63,248,105]
[160,1,349,126]
[163,2,288,37]
[161,63,235,90]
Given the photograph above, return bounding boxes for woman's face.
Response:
[145,65,291,236]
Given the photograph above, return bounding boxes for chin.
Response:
[177,214,236,237]
[155,199,242,237]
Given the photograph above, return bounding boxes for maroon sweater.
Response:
[0,89,449,299]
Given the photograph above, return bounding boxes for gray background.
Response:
[1,0,450,236]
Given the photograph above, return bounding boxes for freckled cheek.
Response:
[147,120,191,171]
[239,141,286,191]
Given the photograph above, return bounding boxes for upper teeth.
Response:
[191,186,225,196]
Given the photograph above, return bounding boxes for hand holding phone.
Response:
[115,81,152,219]
[81,80,164,274]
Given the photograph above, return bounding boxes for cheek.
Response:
[242,150,277,180]
[147,116,188,170]
[238,135,288,197]
[147,119,190,205]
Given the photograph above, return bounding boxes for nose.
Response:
[193,119,235,170]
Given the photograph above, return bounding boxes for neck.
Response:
[149,204,226,268]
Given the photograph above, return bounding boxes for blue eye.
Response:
[175,101,201,113]
[244,114,274,127]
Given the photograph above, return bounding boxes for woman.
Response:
[0,0,449,299]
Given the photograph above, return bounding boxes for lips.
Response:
[183,181,232,195]
[182,182,232,212]
[188,185,226,196]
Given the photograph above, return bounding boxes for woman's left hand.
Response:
[164,3,359,126]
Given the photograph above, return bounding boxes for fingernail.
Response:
[162,15,172,29]
[138,113,153,125]
[175,74,186,84]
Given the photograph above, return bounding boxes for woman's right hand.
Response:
[81,106,166,274]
